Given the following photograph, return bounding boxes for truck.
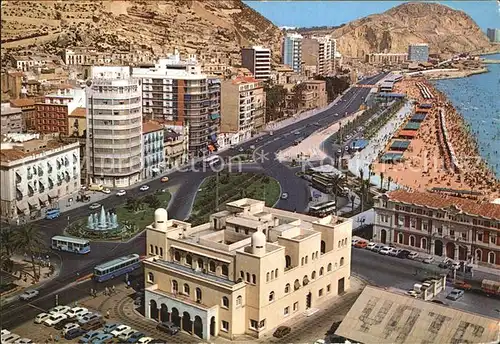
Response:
[481,279,500,296]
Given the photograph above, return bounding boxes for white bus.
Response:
[308,201,337,218]
[51,235,90,254]
[94,254,141,282]
[203,155,221,167]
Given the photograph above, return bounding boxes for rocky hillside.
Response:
[1,0,283,62]
[323,2,494,58]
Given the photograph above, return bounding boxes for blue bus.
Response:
[94,254,141,282]
[45,208,60,220]
[51,235,90,254]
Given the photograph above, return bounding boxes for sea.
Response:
[432,53,500,179]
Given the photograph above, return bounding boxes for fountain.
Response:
[87,205,119,231]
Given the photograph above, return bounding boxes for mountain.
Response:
[1,0,283,62]
[308,2,494,58]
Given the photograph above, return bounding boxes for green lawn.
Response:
[115,191,172,230]
[188,173,280,226]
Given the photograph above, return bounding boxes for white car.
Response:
[89,203,101,210]
[78,313,101,324]
[19,290,39,301]
[102,188,111,194]
[137,337,154,344]
[118,328,137,341]
[1,333,20,344]
[49,305,71,315]
[76,311,92,321]
[372,244,384,252]
[34,313,52,324]
[408,252,419,260]
[366,242,376,250]
[110,324,132,337]
[66,307,88,319]
[352,238,359,245]
[43,313,68,326]
[139,185,149,191]
[62,323,80,335]
[116,189,126,196]
[379,246,391,255]
[423,256,434,264]
[388,248,400,256]
[1,330,10,337]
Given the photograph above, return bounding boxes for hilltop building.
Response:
[408,44,429,62]
[241,46,272,81]
[282,33,303,73]
[365,53,408,65]
[486,28,500,43]
[143,198,352,340]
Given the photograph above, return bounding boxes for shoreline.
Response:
[426,67,489,80]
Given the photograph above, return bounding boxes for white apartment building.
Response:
[302,35,336,76]
[132,52,221,157]
[282,33,303,74]
[86,66,143,188]
[241,46,272,80]
[0,134,80,223]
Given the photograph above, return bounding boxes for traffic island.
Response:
[188,173,280,226]
[65,191,171,241]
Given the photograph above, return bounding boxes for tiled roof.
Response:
[9,98,35,108]
[387,189,500,220]
[0,140,67,163]
[142,121,163,134]
[69,107,86,118]
[232,76,258,84]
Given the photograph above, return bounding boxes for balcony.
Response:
[16,172,22,184]
[16,189,23,201]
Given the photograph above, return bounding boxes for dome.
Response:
[154,208,168,223]
[251,230,266,248]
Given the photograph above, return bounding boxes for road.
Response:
[0,74,387,329]
[351,248,500,318]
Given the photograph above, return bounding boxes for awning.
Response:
[28,198,39,208]
[151,168,160,173]
[17,202,27,212]
[39,194,48,203]
[49,190,58,199]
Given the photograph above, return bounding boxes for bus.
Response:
[51,236,90,254]
[203,155,221,167]
[94,254,141,282]
[45,208,60,220]
[308,201,336,218]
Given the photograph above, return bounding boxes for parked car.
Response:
[354,241,367,248]
[397,249,411,259]
[54,318,75,330]
[160,176,169,183]
[137,337,154,344]
[379,246,391,255]
[446,289,465,301]
[1,330,10,337]
[388,248,400,257]
[64,328,87,340]
[281,192,289,200]
[2,333,20,344]
[156,322,179,335]
[110,325,132,337]
[14,338,33,344]
[19,290,39,301]
[79,330,101,343]
[91,332,113,344]
[273,326,291,338]
[66,307,89,320]
[423,256,434,264]
[438,258,453,268]
[79,313,101,325]
[126,331,145,343]
[102,323,119,334]
[366,242,376,250]
[454,281,472,291]
[116,190,126,197]
[49,305,71,315]
[44,313,68,326]
[34,313,51,324]
[118,329,137,342]
[81,318,105,331]
[139,185,150,191]
[62,323,80,335]
[89,203,101,210]
[372,244,384,253]
[352,239,359,245]
[101,188,111,194]
[408,252,419,260]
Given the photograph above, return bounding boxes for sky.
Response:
[244,1,500,31]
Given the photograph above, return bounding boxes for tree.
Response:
[264,83,287,122]
[12,225,46,281]
[289,83,307,110]
[0,227,16,272]
[380,172,385,191]
[350,194,356,211]
[314,75,350,102]
[387,176,393,191]
[145,195,161,209]
[359,168,365,212]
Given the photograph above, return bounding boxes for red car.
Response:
[354,241,368,248]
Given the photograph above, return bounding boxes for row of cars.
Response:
[353,239,440,263]
[1,329,32,344]
[31,305,161,343]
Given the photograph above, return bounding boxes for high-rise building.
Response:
[132,52,220,156]
[86,66,143,188]
[241,46,271,80]
[143,198,352,340]
[302,35,336,76]
[486,28,500,43]
[408,43,429,62]
[282,33,303,73]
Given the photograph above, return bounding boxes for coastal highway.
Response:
[0,73,386,329]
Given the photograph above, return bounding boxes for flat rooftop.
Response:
[336,286,499,344]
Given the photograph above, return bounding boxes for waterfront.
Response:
[433,54,500,179]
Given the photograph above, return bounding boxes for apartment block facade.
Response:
[366,53,408,65]
[486,28,500,43]
[163,122,189,169]
[374,190,500,269]
[142,121,165,179]
[1,103,24,134]
[302,36,336,76]
[0,134,80,223]
[86,66,143,187]
[10,98,36,131]
[282,33,303,74]
[408,44,429,62]
[143,199,352,340]
[241,46,272,81]
[132,53,221,157]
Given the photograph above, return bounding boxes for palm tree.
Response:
[387,176,393,191]
[359,168,365,212]
[12,224,46,281]
[0,227,16,272]
[380,172,385,191]
[350,194,356,211]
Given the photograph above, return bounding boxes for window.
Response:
[155,246,158,255]
[275,268,278,278]
[186,254,192,265]
[149,244,154,254]
[450,230,455,237]
[259,320,266,329]
[269,291,275,302]
[301,257,304,266]
[311,271,316,280]
[240,271,244,280]
[246,272,250,282]
[285,283,290,293]
[463,232,468,240]
[410,218,416,229]
[236,296,242,307]
[321,240,326,254]
[305,256,308,264]
[209,261,216,272]
[221,320,229,332]
[250,319,258,330]
[327,284,331,293]
[319,288,324,297]
[252,274,256,284]
[197,258,204,269]
[284,307,289,316]
[222,296,229,308]
[490,235,496,244]
[488,252,495,264]
[422,222,428,231]
[222,265,229,276]
[159,247,163,256]
[327,263,332,272]
[271,270,274,280]
[293,302,299,312]
[183,284,190,295]
[319,267,324,276]
[285,255,291,268]
[174,251,180,261]
[398,232,404,244]
[478,233,483,241]
[147,272,154,283]
[266,272,270,282]
[196,288,202,302]
[172,280,178,293]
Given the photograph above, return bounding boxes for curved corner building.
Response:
[86,66,143,187]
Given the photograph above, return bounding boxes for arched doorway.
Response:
[150,300,158,321]
[194,316,203,338]
[210,316,216,337]
[380,229,387,244]
[182,311,192,333]
[409,235,415,247]
[421,238,428,251]
[475,249,482,263]
[160,304,168,322]
[171,308,181,327]
[320,240,326,254]
[446,242,455,259]
[434,240,443,256]
[459,246,467,261]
